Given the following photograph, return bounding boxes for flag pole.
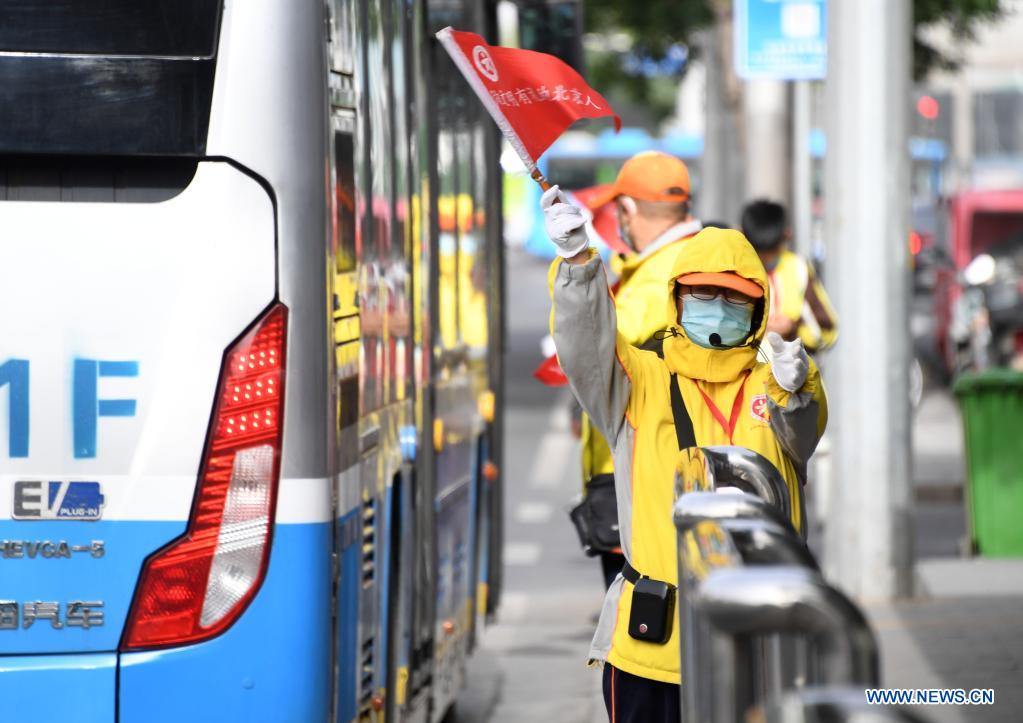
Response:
[529,168,552,192]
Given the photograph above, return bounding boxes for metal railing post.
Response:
[674,490,814,722]
[674,446,804,538]
[693,566,880,688]
[671,447,914,722]
[717,517,818,570]
[676,517,743,723]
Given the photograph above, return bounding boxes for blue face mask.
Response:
[680,296,754,349]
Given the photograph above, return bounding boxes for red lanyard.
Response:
[693,370,751,444]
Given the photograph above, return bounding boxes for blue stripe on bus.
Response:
[378,483,393,692]
[0,653,115,723]
[335,508,361,723]
[0,519,185,654]
[119,520,333,722]
[475,435,490,606]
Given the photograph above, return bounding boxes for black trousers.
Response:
[602,663,680,723]
[599,551,626,590]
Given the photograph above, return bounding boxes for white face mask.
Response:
[680,295,754,348]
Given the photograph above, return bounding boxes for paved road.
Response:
[457,248,606,722]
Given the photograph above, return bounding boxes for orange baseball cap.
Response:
[676,272,763,299]
[591,151,691,207]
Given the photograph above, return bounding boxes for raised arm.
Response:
[549,251,637,445]
[542,186,640,445]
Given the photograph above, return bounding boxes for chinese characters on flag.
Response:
[436,27,621,172]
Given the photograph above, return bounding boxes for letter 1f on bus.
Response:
[0,359,29,458]
[73,359,139,459]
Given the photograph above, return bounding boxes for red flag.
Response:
[533,354,568,387]
[436,27,621,172]
[567,185,630,256]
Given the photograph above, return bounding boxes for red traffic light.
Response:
[917,95,940,120]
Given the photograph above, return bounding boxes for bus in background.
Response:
[513,128,946,262]
[0,1,503,722]
[515,128,703,258]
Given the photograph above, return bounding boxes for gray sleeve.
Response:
[551,255,632,446]
[767,392,822,482]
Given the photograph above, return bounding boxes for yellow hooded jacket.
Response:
[581,220,702,481]
[549,227,827,684]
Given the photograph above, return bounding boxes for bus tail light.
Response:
[122,304,287,650]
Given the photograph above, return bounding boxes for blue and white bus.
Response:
[0,1,504,721]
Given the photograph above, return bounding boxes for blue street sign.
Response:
[735,0,827,80]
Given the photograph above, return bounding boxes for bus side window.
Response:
[332,116,359,439]
[387,0,412,405]
[435,44,461,352]
[335,127,357,275]
[459,123,490,354]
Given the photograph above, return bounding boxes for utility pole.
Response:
[823,0,913,598]
[791,80,813,259]
[744,79,790,206]
[700,4,746,226]
[701,30,728,221]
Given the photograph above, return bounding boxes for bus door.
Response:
[330,102,364,723]
[429,41,485,723]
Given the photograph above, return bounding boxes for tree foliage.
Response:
[585,0,1007,124]
[584,0,715,120]
[585,0,715,57]
[912,0,1005,78]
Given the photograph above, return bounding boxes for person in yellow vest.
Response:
[543,193,827,722]
[741,199,838,352]
[577,151,702,589]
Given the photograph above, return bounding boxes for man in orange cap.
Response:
[587,152,702,339]
[543,151,703,590]
[544,196,828,720]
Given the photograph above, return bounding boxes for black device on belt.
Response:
[622,562,676,645]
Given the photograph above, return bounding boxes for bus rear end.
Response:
[0,3,332,721]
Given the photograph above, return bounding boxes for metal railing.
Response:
[672,446,920,723]
[675,446,806,538]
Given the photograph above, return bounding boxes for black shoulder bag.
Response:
[569,472,620,556]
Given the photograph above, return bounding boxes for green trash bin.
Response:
[953,370,1023,557]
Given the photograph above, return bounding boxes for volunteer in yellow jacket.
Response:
[741,199,838,352]
[567,152,702,589]
[543,196,827,722]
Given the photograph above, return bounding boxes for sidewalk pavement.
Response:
[912,389,969,559]
[859,387,1023,723]
[456,389,607,723]
[457,601,607,723]
[865,588,1023,723]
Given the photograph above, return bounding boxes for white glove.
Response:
[541,185,589,258]
[767,331,809,392]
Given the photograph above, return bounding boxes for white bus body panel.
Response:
[0,162,275,654]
